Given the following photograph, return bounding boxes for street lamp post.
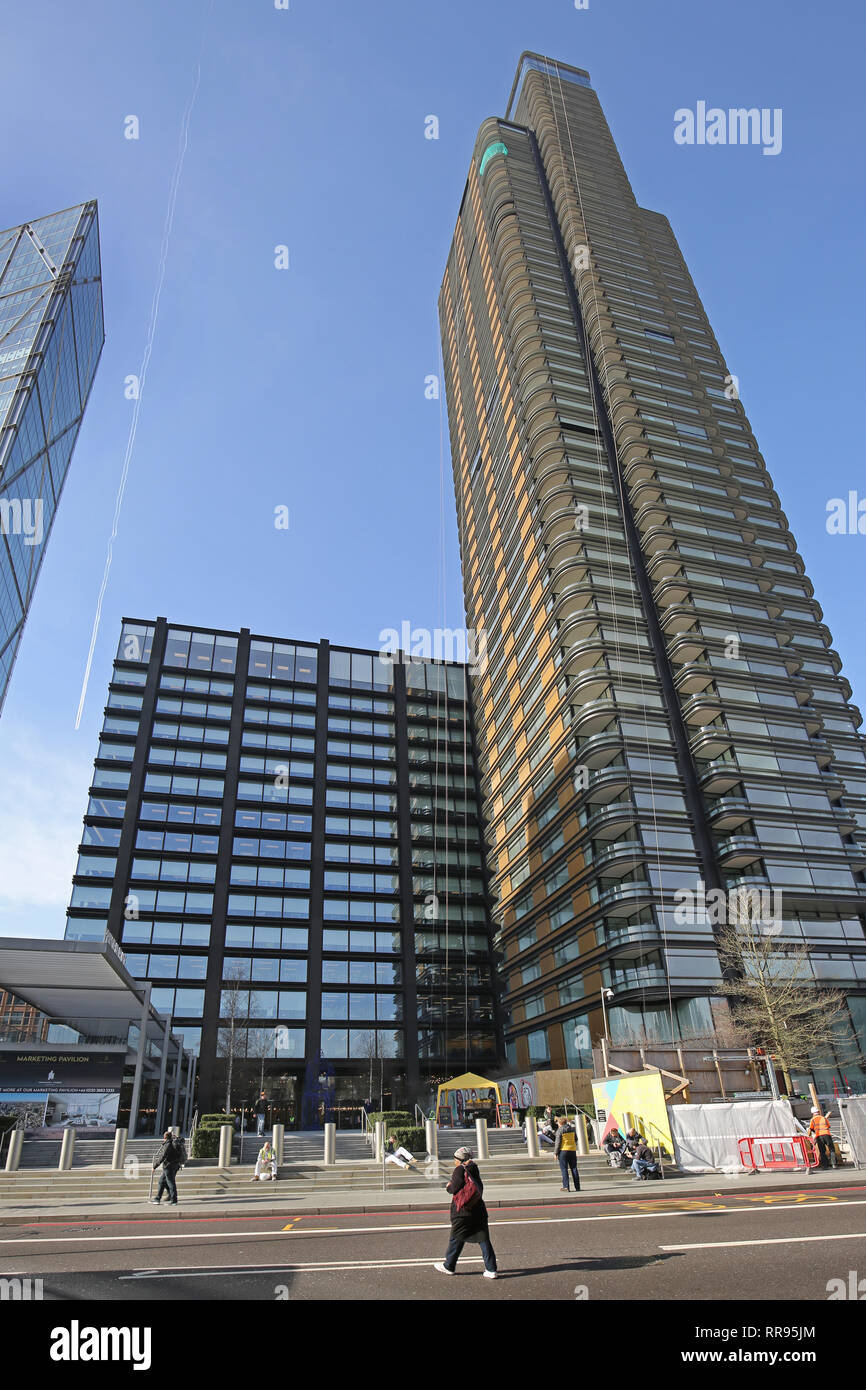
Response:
[600,987,614,1041]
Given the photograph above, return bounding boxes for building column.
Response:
[198,628,251,1113]
[170,1037,183,1126]
[154,1014,172,1135]
[127,982,151,1140]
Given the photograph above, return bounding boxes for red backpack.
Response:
[454,1167,481,1211]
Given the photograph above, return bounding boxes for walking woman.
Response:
[434,1145,499,1279]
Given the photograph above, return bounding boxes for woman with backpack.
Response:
[434,1145,498,1279]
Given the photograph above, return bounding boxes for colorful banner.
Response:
[591,1070,674,1155]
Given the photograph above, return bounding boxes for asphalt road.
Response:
[1,1185,865,1302]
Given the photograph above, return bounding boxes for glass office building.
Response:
[438,54,866,1085]
[0,202,104,713]
[64,618,502,1123]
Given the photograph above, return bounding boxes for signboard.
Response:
[0,1048,125,1138]
[0,1050,125,1093]
[497,1103,514,1128]
[437,1107,453,1127]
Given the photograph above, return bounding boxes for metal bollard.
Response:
[374,1120,386,1163]
[576,1113,589,1157]
[525,1119,539,1158]
[58,1129,75,1170]
[111,1127,128,1171]
[272,1122,284,1167]
[323,1122,336,1165]
[425,1117,438,1159]
[217,1123,233,1169]
[475,1117,489,1161]
[5,1129,23,1172]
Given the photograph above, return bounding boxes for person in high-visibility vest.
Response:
[808,1107,835,1169]
[554,1115,580,1192]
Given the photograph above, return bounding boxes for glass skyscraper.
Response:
[0,201,104,713]
[438,54,866,1085]
[65,618,502,1123]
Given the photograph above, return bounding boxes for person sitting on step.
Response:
[251,1138,277,1181]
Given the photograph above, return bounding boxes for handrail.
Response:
[563,1100,598,1148]
[414,1104,426,1129]
[635,1117,669,1178]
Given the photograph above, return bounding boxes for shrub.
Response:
[387,1127,425,1153]
[199,1113,238,1127]
[0,1116,17,1136]
[190,1127,222,1159]
[367,1111,414,1128]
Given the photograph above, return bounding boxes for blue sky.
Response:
[1,0,864,939]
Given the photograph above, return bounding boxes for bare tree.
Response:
[713,911,860,1093]
[217,966,255,1114]
[354,1029,384,1111]
[247,1026,276,1093]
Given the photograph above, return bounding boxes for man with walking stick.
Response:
[151,1130,185,1205]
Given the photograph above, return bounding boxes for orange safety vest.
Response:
[809,1115,831,1138]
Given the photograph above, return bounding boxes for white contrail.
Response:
[74,49,205,728]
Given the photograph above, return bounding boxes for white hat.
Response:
[811,1106,820,1113]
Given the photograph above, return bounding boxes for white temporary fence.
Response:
[838,1095,866,1168]
[667,1099,805,1174]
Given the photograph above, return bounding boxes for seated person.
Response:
[536,1117,556,1147]
[630,1140,659,1181]
[624,1127,645,1156]
[252,1140,277,1182]
[385,1136,419,1169]
[603,1132,627,1167]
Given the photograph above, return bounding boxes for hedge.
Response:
[199,1113,239,1127]
[367,1111,414,1128]
[190,1127,222,1159]
[386,1127,426,1153]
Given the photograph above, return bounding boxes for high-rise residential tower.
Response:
[65,618,502,1122]
[0,202,103,713]
[438,54,866,1087]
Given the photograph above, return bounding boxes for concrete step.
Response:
[0,1162,650,1202]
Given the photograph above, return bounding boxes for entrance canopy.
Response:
[436,1072,502,1124]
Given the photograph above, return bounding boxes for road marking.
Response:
[661,1232,866,1252]
[120,1256,486,1280]
[1,1198,864,1246]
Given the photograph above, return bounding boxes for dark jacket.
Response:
[445,1161,489,1240]
[254,1097,269,1116]
[153,1136,182,1171]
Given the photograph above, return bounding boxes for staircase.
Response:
[12,1138,172,1170]
[0,1142,659,1208]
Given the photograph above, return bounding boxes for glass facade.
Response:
[439,54,866,1081]
[0,202,104,712]
[65,620,503,1121]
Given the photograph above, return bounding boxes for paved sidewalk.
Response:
[0,1165,861,1225]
